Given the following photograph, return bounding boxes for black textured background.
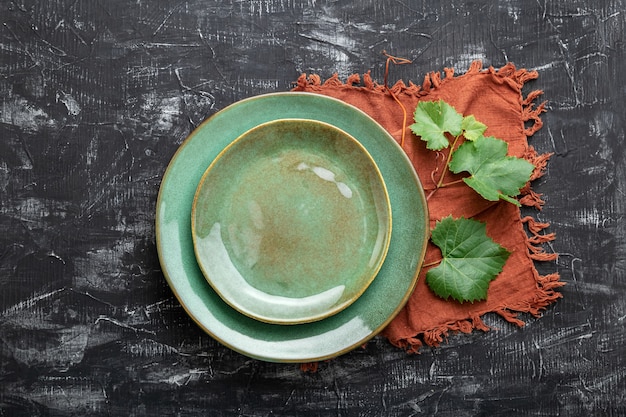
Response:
[1,0,625,415]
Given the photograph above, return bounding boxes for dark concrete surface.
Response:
[1,0,625,415]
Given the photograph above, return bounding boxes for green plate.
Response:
[191,119,392,324]
[156,92,429,362]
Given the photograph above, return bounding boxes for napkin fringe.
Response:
[300,362,319,373]
[294,60,547,100]
[390,269,564,352]
[293,61,562,361]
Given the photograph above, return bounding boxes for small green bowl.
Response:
[191,119,392,324]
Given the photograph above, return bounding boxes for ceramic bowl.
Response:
[191,119,392,324]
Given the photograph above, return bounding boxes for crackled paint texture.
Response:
[1,0,625,415]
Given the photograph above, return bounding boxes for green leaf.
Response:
[448,135,535,206]
[410,99,463,150]
[461,115,487,141]
[426,216,510,303]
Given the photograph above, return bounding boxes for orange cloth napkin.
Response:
[293,61,563,355]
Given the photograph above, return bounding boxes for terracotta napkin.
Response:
[293,61,563,357]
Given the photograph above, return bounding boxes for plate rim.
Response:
[156,91,429,362]
[190,117,393,325]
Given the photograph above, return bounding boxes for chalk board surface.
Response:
[1,0,624,415]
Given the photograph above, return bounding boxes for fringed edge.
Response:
[391,271,564,353]
[293,71,382,92]
[390,270,564,353]
[518,86,560,263]
[493,271,565,328]
[300,362,319,373]
[292,60,543,99]
[522,216,558,262]
[387,314,491,353]
[519,147,551,209]
[292,66,457,97]
[423,314,492,348]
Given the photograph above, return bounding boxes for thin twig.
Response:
[382,51,412,148]
[439,178,466,188]
[436,135,462,188]
[426,135,464,200]
[421,260,441,269]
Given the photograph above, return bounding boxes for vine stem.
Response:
[421,260,441,269]
[440,178,466,188]
[382,51,412,148]
[426,134,463,200]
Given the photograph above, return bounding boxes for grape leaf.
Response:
[461,115,487,141]
[449,135,535,206]
[410,99,463,150]
[426,216,510,303]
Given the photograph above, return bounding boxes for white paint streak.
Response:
[9,326,91,370]
[507,5,521,23]
[530,61,565,72]
[0,161,9,192]
[141,92,180,132]
[239,77,280,90]
[451,45,487,72]
[122,338,182,357]
[574,206,614,228]
[73,239,143,292]
[56,91,82,116]
[2,288,67,317]
[1,96,56,131]
[86,137,98,166]
[95,316,157,335]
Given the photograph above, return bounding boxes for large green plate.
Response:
[156,92,428,362]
